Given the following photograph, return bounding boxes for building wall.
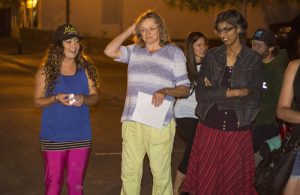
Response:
[39,0,65,30]
[38,0,300,40]
[69,0,120,37]
[121,0,300,39]
[38,0,122,37]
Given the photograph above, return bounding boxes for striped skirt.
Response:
[182,123,258,195]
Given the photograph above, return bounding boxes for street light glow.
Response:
[26,0,37,9]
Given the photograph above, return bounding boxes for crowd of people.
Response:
[33,8,300,195]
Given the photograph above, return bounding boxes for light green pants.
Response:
[120,120,175,195]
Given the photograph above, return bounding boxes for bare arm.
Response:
[73,70,99,107]
[277,60,300,123]
[84,76,99,106]
[33,68,69,108]
[104,24,136,59]
[152,85,189,107]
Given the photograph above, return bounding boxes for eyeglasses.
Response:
[215,26,236,35]
[140,27,158,34]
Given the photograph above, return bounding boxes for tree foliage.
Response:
[164,0,300,12]
[0,0,21,8]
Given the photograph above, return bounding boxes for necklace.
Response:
[227,55,236,67]
[226,44,242,67]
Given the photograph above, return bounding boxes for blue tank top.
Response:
[40,69,91,142]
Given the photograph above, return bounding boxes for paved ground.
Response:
[0,37,185,195]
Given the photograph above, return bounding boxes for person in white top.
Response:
[173,32,208,195]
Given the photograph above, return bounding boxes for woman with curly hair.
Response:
[33,24,99,195]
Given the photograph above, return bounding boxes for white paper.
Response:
[132,92,172,129]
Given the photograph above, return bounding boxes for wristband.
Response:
[54,94,58,102]
[84,95,88,104]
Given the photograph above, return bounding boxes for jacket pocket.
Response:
[232,67,252,87]
[210,64,223,84]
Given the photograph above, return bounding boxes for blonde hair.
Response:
[133,10,170,47]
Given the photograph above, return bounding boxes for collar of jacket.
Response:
[210,44,249,67]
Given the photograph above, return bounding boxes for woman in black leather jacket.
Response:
[182,9,263,195]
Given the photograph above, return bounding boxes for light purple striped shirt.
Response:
[115,44,190,126]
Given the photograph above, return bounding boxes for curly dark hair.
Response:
[41,41,100,95]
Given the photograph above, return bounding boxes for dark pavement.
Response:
[0,38,184,195]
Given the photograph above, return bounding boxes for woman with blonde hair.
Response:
[104,10,190,195]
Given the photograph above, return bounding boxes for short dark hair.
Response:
[215,9,248,36]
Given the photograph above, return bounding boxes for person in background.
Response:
[33,24,99,194]
[182,9,263,194]
[297,36,300,58]
[104,10,190,195]
[173,32,208,195]
[277,58,300,195]
[251,28,289,166]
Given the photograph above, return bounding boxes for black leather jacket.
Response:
[195,45,263,127]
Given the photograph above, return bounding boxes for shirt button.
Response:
[225,112,228,115]
[223,128,226,130]
[223,121,226,124]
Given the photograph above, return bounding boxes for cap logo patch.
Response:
[64,26,77,35]
[254,30,263,38]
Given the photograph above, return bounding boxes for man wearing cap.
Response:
[251,28,289,165]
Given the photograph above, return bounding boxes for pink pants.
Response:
[43,148,90,195]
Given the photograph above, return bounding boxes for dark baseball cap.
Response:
[251,28,277,47]
[53,24,83,43]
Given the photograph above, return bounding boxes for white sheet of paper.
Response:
[131,92,172,129]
